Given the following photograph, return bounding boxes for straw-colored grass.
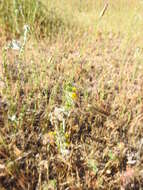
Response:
[0,0,142,189]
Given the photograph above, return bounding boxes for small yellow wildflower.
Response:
[71,92,77,100]
[65,132,69,139]
[72,87,77,92]
[48,131,56,136]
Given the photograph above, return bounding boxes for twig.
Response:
[99,3,108,18]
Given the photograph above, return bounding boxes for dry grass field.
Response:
[0,0,143,189]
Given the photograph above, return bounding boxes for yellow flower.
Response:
[49,131,56,136]
[72,87,77,92]
[71,92,77,100]
[65,132,69,139]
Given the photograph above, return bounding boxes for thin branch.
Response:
[99,3,108,18]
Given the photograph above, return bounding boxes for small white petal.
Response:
[11,40,21,50]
